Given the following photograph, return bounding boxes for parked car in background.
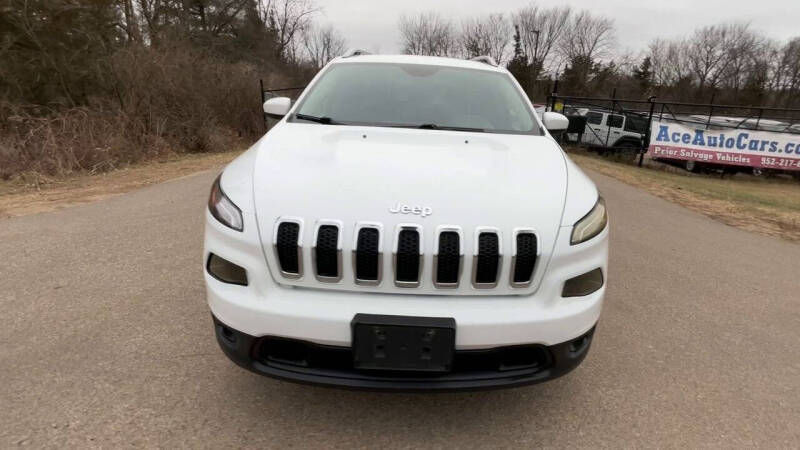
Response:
[563,109,646,161]
[581,110,646,148]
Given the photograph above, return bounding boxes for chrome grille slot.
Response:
[512,232,537,287]
[473,231,501,288]
[270,220,539,293]
[354,227,381,285]
[434,231,461,288]
[394,227,422,287]
[275,221,302,278]
[313,224,341,282]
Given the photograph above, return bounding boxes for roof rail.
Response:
[469,55,498,66]
[342,48,371,58]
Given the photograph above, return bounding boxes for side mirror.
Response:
[263,97,291,119]
[542,112,569,133]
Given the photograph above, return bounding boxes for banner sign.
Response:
[647,121,800,171]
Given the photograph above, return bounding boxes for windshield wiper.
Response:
[417,123,485,132]
[295,113,339,125]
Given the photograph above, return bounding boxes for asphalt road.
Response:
[1,168,798,448]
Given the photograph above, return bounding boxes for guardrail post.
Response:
[550,78,559,111]
[605,88,616,147]
[705,91,716,130]
[640,96,657,167]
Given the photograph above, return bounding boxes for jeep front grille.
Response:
[313,224,341,282]
[272,218,539,291]
[434,231,461,288]
[512,231,538,287]
[394,227,422,287]
[354,227,381,284]
[473,231,501,288]
[275,221,301,278]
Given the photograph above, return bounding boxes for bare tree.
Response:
[554,10,615,94]
[115,0,142,42]
[687,25,732,91]
[718,24,762,93]
[513,5,571,75]
[136,0,166,43]
[773,37,800,104]
[460,13,510,63]
[182,0,252,36]
[257,0,319,60]
[398,12,458,57]
[558,10,615,62]
[648,38,692,87]
[647,24,777,102]
[303,24,347,68]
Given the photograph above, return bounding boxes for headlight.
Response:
[570,196,607,245]
[208,175,243,231]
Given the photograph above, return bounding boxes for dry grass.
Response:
[0,150,239,218]
[0,43,292,178]
[569,150,800,242]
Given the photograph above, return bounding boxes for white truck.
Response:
[204,52,609,390]
[568,110,647,155]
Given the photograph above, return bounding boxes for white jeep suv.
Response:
[204,53,608,390]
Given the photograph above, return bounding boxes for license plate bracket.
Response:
[352,314,456,372]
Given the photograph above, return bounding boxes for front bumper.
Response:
[204,209,608,350]
[212,314,596,391]
[204,201,608,390]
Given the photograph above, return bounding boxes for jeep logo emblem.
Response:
[389,202,433,218]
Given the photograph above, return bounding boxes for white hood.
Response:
[252,122,568,295]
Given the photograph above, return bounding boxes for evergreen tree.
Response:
[560,55,595,96]
[506,25,530,93]
[633,56,653,92]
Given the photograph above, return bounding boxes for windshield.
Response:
[291,63,541,135]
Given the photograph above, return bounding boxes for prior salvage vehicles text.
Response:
[649,122,800,171]
[204,51,608,390]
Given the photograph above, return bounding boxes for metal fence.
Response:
[547,90,800,167]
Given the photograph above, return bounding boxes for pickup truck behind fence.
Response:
[549,94,800,177]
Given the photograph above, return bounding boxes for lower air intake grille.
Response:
[276,222,300,275]
[315,225,339,278]
[436,232,461,285]
[355,228,380,282]
[513,233,537,284]
[475,232,500,286]
[395,229,420,285]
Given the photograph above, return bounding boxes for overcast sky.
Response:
[318,0,800,57]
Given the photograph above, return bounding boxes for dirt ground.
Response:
[0,151,240,218]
